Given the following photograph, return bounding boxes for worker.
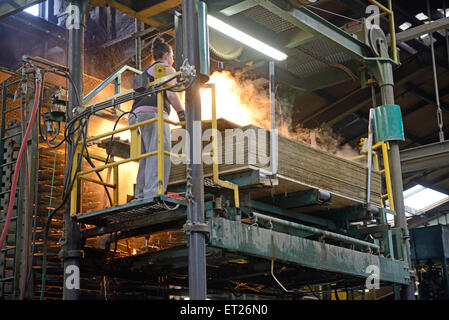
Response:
[129,36,185,200]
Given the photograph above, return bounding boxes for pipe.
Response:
[366,109,374,205]
[249,211,380,251]
[380,84,414,299]
[63,0,88,300]
[183,0,207,300]
[135,19,142,70]
[269,61,278,176]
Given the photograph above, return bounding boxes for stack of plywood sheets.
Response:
[168,118,381,208]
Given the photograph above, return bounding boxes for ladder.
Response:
[0,79,24,299]
[372,141,395,212]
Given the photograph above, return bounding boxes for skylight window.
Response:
[415,13,429,21]
[383,185,449,224]
[404,185,449,212]
[24,4,39,16]
[399,22,412,31]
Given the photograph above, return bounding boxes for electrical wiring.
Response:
[38,66,194,298]
[0,73,42,251]
[83,151,113,207]
[40,116,89,299]
[103,110,137,167]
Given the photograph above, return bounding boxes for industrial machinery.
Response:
[410,225,449,300]
[0,0,425,300]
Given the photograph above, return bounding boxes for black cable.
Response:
[104,111,137,166]
[41,117,88,298]
[40,68,194,297]
[83,150,113,207]
[25,92,40,293]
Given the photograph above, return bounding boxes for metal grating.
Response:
[242,4,356,80]
[77,197,186,225]
[282,38,355,78]
[242,5,297,33]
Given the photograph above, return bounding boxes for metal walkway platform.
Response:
[76,195,187,226]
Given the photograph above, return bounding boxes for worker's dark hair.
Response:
[152,36,171,61]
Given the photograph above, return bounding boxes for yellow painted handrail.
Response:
[71,65,186,216]
[204,83,240,208]
[351,138,394,211]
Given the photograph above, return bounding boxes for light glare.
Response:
[207,15,288,61]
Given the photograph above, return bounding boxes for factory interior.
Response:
[1,0,449,301]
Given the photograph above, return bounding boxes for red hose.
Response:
[0,76,41,250]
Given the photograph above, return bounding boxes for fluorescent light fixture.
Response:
[207,14,288,61]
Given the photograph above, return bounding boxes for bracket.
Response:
[58,249,84,261]
[183,220,210,238]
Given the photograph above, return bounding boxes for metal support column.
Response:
[135,19,142,70]
[269,61,278,176]
[183,0,207,300]
[63,0,87,300]
[379,84,414,300]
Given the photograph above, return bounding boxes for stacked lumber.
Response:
[169,118,381,207]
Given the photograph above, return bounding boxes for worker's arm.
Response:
[164,66,185,121]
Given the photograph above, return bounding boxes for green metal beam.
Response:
[209,217,411,285]
[254,1,373,61]
[219,0,258,16]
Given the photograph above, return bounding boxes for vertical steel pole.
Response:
[444,1,449,69]
[379,84,414,300]
[135,19,142,70]
[63,0,87,300]
[269,61,278,176]
[183,0,207,300]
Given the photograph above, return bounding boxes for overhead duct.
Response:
[209,28,244,60]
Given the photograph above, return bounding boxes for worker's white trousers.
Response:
[129,111,171,199]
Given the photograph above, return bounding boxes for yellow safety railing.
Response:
[70,69,240,215]
[203,83,240,208]
[368,0,398,63]
[351,139,394,211]
[70,65,186,216]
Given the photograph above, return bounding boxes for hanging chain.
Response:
[437,107,445,141]
[428,0,445,142]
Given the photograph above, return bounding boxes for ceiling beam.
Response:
[254,1,373,61]
[400,140,449,174]
[394,17,449,44]
[138,0,182,18]
[90,0,173,32]
[403,82,449,113]
[219,0,258,16]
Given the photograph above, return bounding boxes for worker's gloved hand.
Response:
[177,110,186,122]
